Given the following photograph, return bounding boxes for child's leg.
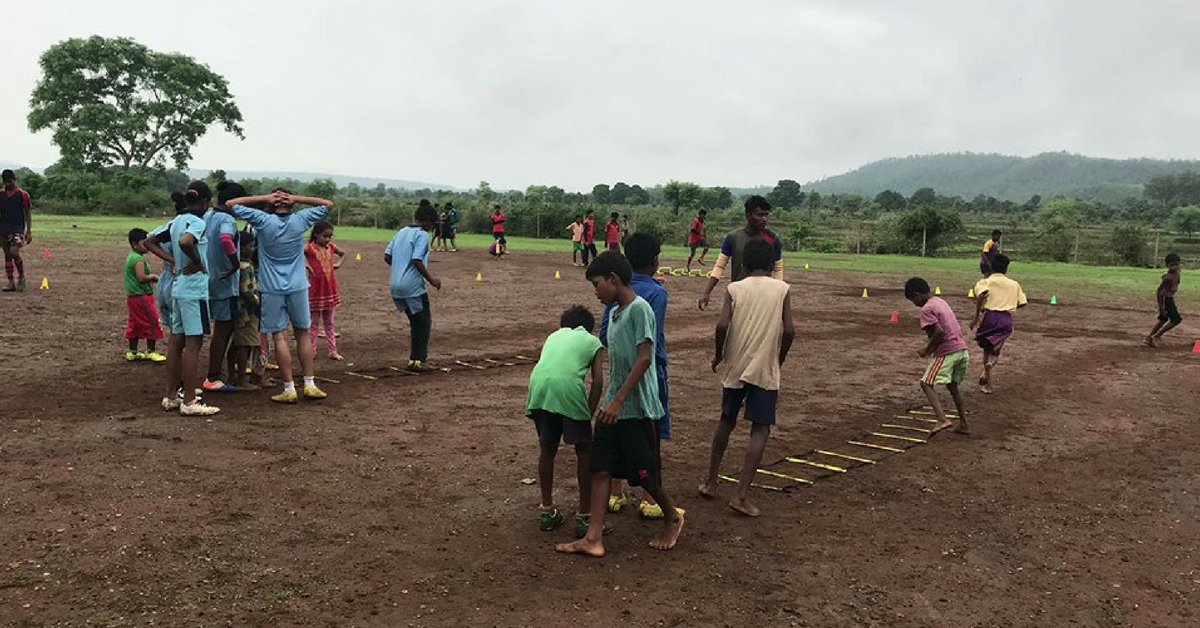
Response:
[699,244,710,263]
[700,399,739,497]
[920,381,953,432]
[308,311,321,352]
[947,383,969,434]
[979,346,994,394]
[555,471,611,556]
[207,319,234,384]
[294,325,316,380]
[164,333,184,399]
[730,423,771,517]
[129,338,139,353]
[274,330,294,387]
[407,297,432,363]
[180,336,204,404]
[641,483,684,551]
[147,338,156,352]
[2,246,13,287]
[324,309,338,357]
[574,443,592,516]
[686,247,695,269]
[538,443,557,507]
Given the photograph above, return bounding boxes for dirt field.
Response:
[2,240,1198,628]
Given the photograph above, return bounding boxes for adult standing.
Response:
[698,195,783,310]
[980,229,1002,276]
[1,169,32,292]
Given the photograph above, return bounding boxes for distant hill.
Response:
[803,152,1200,203]
[188,169,459,192]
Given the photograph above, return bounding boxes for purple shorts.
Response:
[975,309,1013,354]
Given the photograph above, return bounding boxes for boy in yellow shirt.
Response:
[969,254,1026,393]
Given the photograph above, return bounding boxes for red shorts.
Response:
[126,294,164,340]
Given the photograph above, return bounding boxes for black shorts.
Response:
[531,409,592,446]
[1158,297,1183,325]
[590,419,661,488]
[721,384,779,425]
[493,234,507,245]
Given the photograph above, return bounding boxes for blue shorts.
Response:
[656,364,671,440]
[261,290,311,333]
[721,383,778,426]
[171,298,211,337]
[157,289,173,331]
[209,296,238,322]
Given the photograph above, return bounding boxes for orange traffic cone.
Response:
[1192,340,1200,354]
[889,310,899,323]
[43,248,51,258]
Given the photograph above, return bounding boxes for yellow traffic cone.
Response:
[40,277,49,290]
[554,269,561,280]
[355,252,362,261]
[861,288,869,298]
[475,272,482,282]
[804,263,810,270]
[967,288,975,298]
[934,286,942,295]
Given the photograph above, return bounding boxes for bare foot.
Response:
[980,383,993,394]
[1145,336,1157,347]
[728,498,760,517]
[698,483,718,499]
[238,383,261,391]
[554,538,605,557]
[932,420,954,432]
[329,353,345,361]
[649,512,685,550]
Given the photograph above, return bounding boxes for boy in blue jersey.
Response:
[384,201,442,371]
[599,233,675,519]
[199,181,244,392]
[224,188,335,403]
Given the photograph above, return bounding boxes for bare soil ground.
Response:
[2,241,1198,628]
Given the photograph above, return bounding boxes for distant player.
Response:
[385,201,442,372]
[980,230,1002,276]
[605,212,621,252]
[904,276,969,434]
[122,228,166,363]
[581,209,598,266]
[685,209,709,272]
[566,215,585,267]
[1,169,32,292]
[970,253,1026,394]
[1146,253,1183,347]
[444,202,460,252]
[698,195,783,310]
[699,239,794,517]
[491,204,507,255]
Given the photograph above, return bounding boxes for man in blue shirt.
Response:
[224,188,334,403]
[384,201,442,371]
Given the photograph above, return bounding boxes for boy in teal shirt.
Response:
[526,305,605,537]
[557,252,684,557]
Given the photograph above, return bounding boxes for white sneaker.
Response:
[180,401,220,416]
[161,396,181,411]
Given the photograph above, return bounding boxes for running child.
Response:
[1,169,32,292]
[581,210,598,266]
[385,201,442,372]
[980,230,1002,276]
[491,204,507,255]
[556,252,684,556]
[305,221,346,360]
[123,228,166,362]
[904,277,969,434]
[228,232,261,390]
[686,209,710,272]
[969,253,1027,394]
[526,305,605,537]
[599,233,674,519]
[566,215,585,267]
[1146,253,1184,347]
[224,188,335,403]
[605,212,621,253]
[699,239,794,517]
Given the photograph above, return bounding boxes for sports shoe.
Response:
[271,389,299,404]
[1,283,14,292]
[638,502,686,519]
[407,360,437,373]
[144,351,167,363]
[573,515,614,538]
[125,350,139,362]
[180,401,220,416]
[302,385,327,399]
[265,362,280,371]
[202,378,238,393]
[161,396,182,411]
[607,494,627,513]
[16,277,25,291]
[539,508,565,532]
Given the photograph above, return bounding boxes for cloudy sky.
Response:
[1,0,1197,190]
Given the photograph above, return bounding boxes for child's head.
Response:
[2,169,15,190]
[585,251,632,306]
[1166,252,1182,272]
[310,221,334,246]
[991,253,1011,274]
[585,209,594,218]
[217,180,249,209]
[185,180,212,214]
[240,230,256,258]
[610,212,619,222]
[414,200,438,229]
[171,191,188,214]
[623,232,661,273]
[560,305,596,333]
[445,202,454,210]
[698,209,708,220]
[744,195,771,231]
[743,239,775,274]
[574,214,582,223]
[493,204,502,214]
[992,229,1003,241]
[128,228,148,253]
[903,276,932,306]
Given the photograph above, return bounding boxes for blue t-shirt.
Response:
[149,218,175,299]
[202,208,239,299]
[600,273,668,367]
[232,205,328,294]
[384,225,430,299]
[169,213,209,301]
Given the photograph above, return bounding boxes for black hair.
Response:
[585,209,594,216]
[560,305,596,332]
[239,229,256,250]
[623,232,661,270]
[745,195,771,214]
[310,221,334,242]
[903,276,931,298]
[1,169,14,179]
[992,253,1011,274]
[698,209,708,216]
[271,186,293,194]
[128,228,148,247]
[1165,252,1182,264]
[186,180,213,201]
[610,212,619,220]
[217,180,248,206]
[493,204,502,210]
[171,191,188,213]
[574,214,583,220]
[415,202,438,224]
[585,251,632,285]
[743,239,774,273]
[445,202,454,209]
[992,229,1003,238]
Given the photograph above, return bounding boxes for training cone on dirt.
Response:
[804,263,810,270]
[554,269,561,279]
[889,310,899,323]
[934,286,941,295]
[1050,295,1058,305]
[862,288,869,298]
[355,252,362,261]
[1193,340,1200,354]
[475,271,482,282]
[43,248,50,258]
[40,277,49,290]
[967,288,975,298]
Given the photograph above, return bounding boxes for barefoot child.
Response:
[557,252,684,556]
[1146,253,1183,347]
[699,239,794,517]
[686,209,709,272]
[526,305,605,537]
[123,229,166,362]
[969,253,1026,394]
[228,233,261,390]
[904,277,969,433]
[566,215,584,267]
[305,221,346,360]
[384,201,442,372]
[1,169,31,292]
[581,210,598,267]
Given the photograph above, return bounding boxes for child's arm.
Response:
[226,196,275,227]
[134,259,158,283]
[780,288,795,364]
[177,233,204,275]
[141,230,175,266]
[587,350,605,414]
[969,290,988,329]
[411,260,442,290]
[594,341,652,425]
[711,292,733,372]
[919,323,944,358]
[283,193,335,209]
[332,245,346,268]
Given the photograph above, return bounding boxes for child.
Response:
[526,305,605,537]
[969,253,1027,394]
[599,233,673,519]
[686,209,709,272]
[581,210,598,266]
[385,201,442,372]
[605,212,621,253]
[444,202,460,252]
[123,228,166,362]
[225,188,335,403]
[228,233,261,390]
[699,239,794,517]
[566,215,585,267]
[305,221,346,360]
[491,204,507,255]
[904,276,969,434]
[556,252,684,556]
[202,184,242,394]
[1146,253,1184,347]
[1,169,32,292]
[433,205,447,252]
[981,230,1002,276]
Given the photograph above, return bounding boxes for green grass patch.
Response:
[266,589,296,602]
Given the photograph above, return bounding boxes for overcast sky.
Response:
[2,0,1197,191]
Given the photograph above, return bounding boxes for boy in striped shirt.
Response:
[905,277,969,434]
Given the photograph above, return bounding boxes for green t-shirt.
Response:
[603,296,663,420]
[124,251,154,297]
[526,327,604,421]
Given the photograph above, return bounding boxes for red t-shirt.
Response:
[688,217,705,244]
[605,221,620,244]
[491,212,505,234]
[582,218,595,244]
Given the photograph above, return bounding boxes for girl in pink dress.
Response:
[305,221,346,360]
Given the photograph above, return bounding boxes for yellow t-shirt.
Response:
[975,273,1027,312]
[982,238,996,254]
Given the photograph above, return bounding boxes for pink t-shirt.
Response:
[919,296,968,356]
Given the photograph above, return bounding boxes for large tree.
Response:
[28,36,243,171]
[767,179,804,209]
